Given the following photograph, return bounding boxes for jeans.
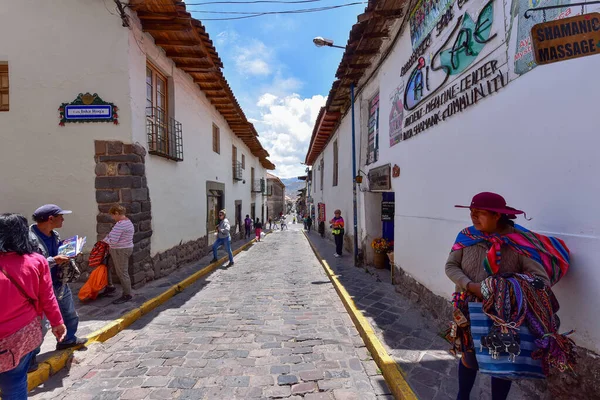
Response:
[212,237,234,263]
[334,233,344,255]
[0,350,34,400]
[245,227,252,239]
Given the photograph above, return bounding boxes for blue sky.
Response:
[185,1,365,178]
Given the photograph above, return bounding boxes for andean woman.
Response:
[445,192,552,400]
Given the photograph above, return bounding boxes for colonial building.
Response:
[0,0,274,287]
[305,0,600,391]
[266,173,286,220]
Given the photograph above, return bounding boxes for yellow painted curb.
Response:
[302,231,418,400]
[26,236,261,392]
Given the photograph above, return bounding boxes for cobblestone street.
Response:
[29,222,391,400]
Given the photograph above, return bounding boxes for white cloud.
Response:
[233,40,273,76]
[253,94,326,178]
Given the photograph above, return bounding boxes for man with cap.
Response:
[210,209,234,267]
[28,204,86,371]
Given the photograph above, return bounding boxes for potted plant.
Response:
[387,240,394,265]
[371,237,389,269]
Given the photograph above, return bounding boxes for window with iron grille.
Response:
[0,63,9,112]
[320,158,324,191]
[213,124,220,154]
[333,140,339,187]
[366,92,379,165]
[146,63,183,161]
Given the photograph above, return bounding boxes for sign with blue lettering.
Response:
[532,13,600,66]
[65,105,112,120]
[59,93,119,126]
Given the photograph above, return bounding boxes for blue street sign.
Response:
[65,105,112,120]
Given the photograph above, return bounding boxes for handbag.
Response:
[0,266,43,373]
[468,302,545,380]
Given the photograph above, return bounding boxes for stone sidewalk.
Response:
[30,224,391,399]
[37,234,260,358]
[304,232,531,400]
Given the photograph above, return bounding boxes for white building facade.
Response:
[306,0,600,388]
[0,0,274,286]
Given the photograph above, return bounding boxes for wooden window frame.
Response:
[146,62,178,158]
[0,63,8,112]
[242,154,246,170]
[333,140,339,187]
[213,124,220,154]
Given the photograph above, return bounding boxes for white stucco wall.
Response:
[127,20,268,253]
[0,0,132,244]
[310,112,356,246]
[356,0,600,352]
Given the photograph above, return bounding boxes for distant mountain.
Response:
[281,178,306,197]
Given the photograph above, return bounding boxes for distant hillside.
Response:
[281,178,306,197]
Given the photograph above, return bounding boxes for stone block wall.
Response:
[94,140,152,287]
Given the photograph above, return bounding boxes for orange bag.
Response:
[78,264,108,302]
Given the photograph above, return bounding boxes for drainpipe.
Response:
[351,83,358,267]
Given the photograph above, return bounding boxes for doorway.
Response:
[251,203,256,222]
[235,200,242,237]
[206,181,225,246]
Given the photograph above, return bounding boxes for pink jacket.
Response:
[0,252,64,339]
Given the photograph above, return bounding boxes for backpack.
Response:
[88,241,110,269]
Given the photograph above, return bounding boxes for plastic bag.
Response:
[78,264,108,302]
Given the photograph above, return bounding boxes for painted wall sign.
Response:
[368,164,391,191]
[508,0,571,76]
[381,201,395,222]
[400,0,508,141]
[59,93,118,126]
[366,93,380,164]
[410,0,457,49]
[389,86,404,147]
[531,12,600,65]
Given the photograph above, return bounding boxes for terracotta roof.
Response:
[304,0,406,166]
[129,0,275,170]
[267,173,285,188]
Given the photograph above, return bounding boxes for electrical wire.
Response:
[189,2,363,13]
[187,2,364,20]
[185,0,325,4]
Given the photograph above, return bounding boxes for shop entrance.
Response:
[235,200,242,236]
[206,181,225,246]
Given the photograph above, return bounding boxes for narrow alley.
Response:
[28,224,392,400]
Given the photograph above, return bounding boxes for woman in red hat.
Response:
[445,192,562,400]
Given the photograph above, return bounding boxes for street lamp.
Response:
[313,37,360,268]
[313,37,346,49]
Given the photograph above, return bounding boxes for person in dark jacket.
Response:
[28,204,86,372]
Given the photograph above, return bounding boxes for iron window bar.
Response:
[146,107,183,161]
[233,160,243,181]
[524,1,600,18]
[251,179,263,193]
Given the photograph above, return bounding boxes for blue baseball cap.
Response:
[33,204,72,220]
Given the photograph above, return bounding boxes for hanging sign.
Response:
[531,13,600,66]
[59,92,119,126]
[368,164,391,191]
[381,201,395,222]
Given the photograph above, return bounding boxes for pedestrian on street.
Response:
[268,217,272,230]
[445,192,554,400]
[281,217,287,230]
[244,214,253,239]
[329,210,345,257]
[29,204,87,371]
[254,218,263,242]
[306,215,312,232]
[0,214,67,400]
[211,210,234,267]
[102,205,135,305]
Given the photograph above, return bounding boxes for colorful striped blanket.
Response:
[451,225,570,286]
